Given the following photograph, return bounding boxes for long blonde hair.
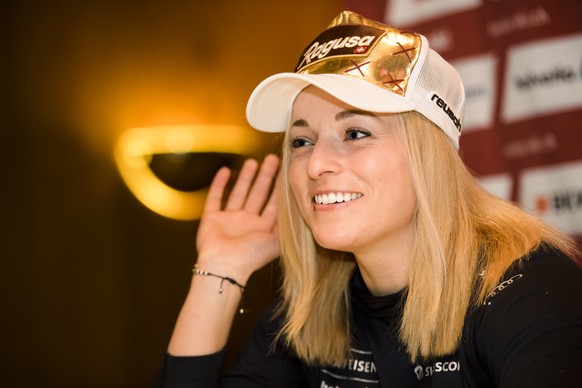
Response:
[275,111,578,365]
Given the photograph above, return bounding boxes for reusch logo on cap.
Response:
[294,25,385,72]
[431,93,462,133]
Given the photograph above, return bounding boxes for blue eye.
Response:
[290,137,313,149]
[345,128,370,140]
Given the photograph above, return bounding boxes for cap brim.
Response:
[246,73,416,133]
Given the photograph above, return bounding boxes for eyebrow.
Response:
[291,118,308,127]
[335,109,379,121]
[291,109,378,127]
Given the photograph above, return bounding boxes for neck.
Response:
[354,233,413,296]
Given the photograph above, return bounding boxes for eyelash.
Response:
[345,127,371,140]
[289,127,371,149]
[289,137,312,149]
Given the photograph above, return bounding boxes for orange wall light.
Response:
[114,124,260,220]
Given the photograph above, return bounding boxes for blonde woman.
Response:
[157,11,582,387]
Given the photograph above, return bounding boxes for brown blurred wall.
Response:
[1,1,343,387]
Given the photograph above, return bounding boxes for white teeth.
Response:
[314,192,362,205]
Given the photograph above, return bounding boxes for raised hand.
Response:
[167,154,281,356]
[195,154,281,281]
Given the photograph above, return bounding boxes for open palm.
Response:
[195,154,280,279]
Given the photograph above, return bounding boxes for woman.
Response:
[157,11,582,387]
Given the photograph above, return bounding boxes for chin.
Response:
[313,234,356,253]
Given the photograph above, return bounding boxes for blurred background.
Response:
[2,1,343,386]
[2,1,581,387]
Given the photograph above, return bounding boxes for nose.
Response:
[307,138,342,179]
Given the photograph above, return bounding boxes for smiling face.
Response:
[287,86,417,259]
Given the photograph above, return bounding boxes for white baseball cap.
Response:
[246,11,465,149]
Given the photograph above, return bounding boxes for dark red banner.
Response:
[345,0,582,238]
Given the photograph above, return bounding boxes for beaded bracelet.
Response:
[192,266,247,314]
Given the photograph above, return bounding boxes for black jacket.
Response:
[156,247,582,387]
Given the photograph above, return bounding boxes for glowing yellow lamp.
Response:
[114,125,260,220]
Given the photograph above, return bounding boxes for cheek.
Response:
[361,152,405,182]
[367,149,415,206]
[288,161,306,207]
[393,164,417,219]
[287,160,299,193]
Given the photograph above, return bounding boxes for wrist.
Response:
[190,264,248,315]
[194,253,254,283]
[192,266,246,291]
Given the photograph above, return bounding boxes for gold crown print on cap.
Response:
[294,11,422,98]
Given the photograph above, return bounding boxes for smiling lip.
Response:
[313,192,363,205]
